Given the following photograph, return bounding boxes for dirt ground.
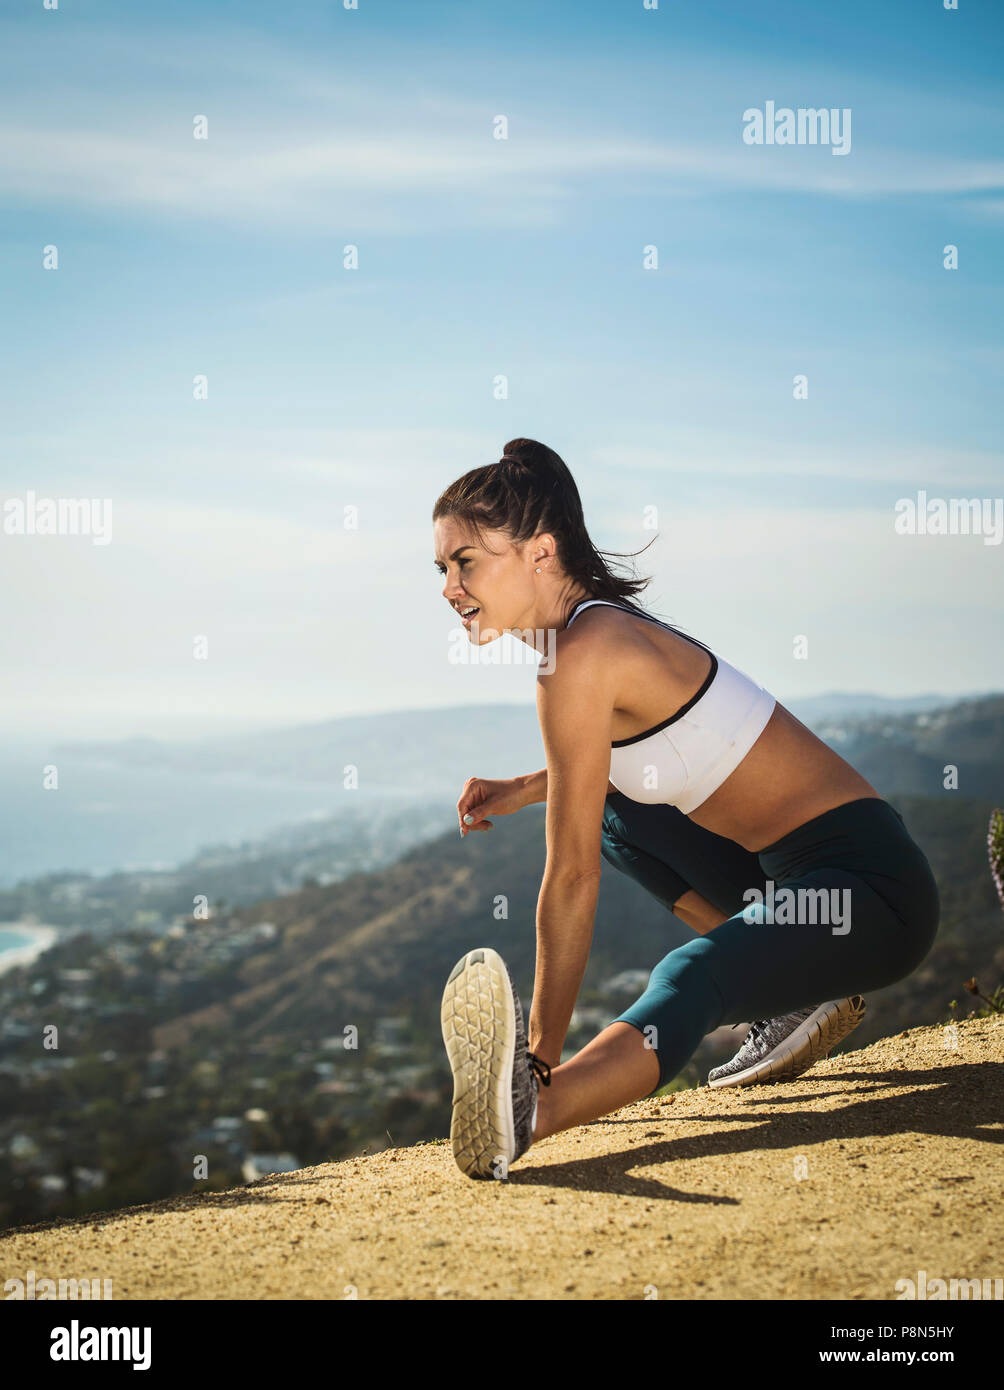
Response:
[3,1017,1001,1300]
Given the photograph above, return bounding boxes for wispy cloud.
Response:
[2,121,1001,231]
[592,438,1004,487]
[1,20,1001,231]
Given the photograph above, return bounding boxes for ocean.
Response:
[0,927,36,954]
[0,745,361,888]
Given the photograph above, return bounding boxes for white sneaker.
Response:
[440,947,551,1178]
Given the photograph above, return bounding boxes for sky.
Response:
[0,0,1002,741]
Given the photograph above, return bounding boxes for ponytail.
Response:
[433,438,659,614]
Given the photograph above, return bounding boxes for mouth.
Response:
[457,604,480,627]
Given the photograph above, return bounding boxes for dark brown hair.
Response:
[432,438,659,615]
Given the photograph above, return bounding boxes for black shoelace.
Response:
[528,1051,552,1087]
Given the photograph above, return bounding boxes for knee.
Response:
[614,941,727,1092]
[897,884,941,977]
[642,937,725,1009]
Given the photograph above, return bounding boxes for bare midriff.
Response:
[684,702,880,852]
[571,605,881,854]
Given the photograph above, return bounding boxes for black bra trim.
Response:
[611,653,718,746]
[565,600,719,748]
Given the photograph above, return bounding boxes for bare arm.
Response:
[527,631,618,1065]
[528,872,601,1065]
[520,768,618,803]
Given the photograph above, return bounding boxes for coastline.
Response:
[0,924,59,978]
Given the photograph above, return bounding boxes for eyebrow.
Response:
[433,545,475,566]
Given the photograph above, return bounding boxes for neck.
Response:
[511,586,593,654]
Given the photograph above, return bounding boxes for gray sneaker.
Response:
[707,996,866,1089]
[440,947,551,1178]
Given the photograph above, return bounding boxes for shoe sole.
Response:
[707,996,867,1089]
[440,947,517,1178]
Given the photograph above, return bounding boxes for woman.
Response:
[433,439,940,1180]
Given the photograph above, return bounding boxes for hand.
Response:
[457,776,528,836]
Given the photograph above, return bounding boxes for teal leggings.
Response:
[600,795,940,1094]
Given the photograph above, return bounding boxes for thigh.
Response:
[680,865,937,1025]
[611,831,939,1095]
[601,812,692,913]
[603,792,767,918]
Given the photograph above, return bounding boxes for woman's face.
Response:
[433,515,531,643]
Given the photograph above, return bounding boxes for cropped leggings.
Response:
[600,793,940,1095]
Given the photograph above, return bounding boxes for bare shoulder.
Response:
[547,604,633,678]
[535,613,620,801]
[560,601,700,666]
[535,609,622,713]
[547,603,716,747]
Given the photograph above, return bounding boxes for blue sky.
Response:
[0,0,1001,739]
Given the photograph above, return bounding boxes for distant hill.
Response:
[151,790,1004,1061]
[47,690,1002,819]
[10,692,1001,926]
[54,704,548,798]
[784,691,965,723]
[812,694,1004,800]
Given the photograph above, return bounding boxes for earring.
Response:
[535,567,541,573]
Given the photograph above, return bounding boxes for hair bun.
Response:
[501,438,548,468]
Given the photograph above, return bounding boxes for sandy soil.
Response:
[3,1018,1001,1301]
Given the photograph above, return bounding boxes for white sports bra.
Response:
[565,598,777,813]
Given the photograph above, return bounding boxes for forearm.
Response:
[519,769,618,803]
[518,769,548,805]
[527,869,601,1066]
